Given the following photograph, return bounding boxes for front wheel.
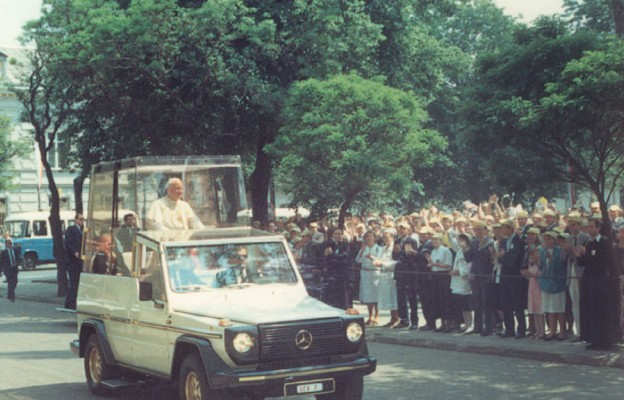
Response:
[21,254,37,271]
[316,376,363,400]
[84,335,119,396]
[179,354,229,400]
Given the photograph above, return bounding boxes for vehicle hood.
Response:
[171,286,343,325]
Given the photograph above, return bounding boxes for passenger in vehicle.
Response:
[146,178,204,231]
[116,213,138,252]
[92,233,116,275]
[212,247,253,287]
[169,247,205,290]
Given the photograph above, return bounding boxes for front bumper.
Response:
[210,356,376,395]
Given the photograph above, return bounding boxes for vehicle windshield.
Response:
[165,242,298,292]
[6,221,29,239]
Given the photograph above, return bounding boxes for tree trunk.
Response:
[250,136,272,223]
[73,172,87,215]
[337,192,357,229]
[37,142,68,297]
[613,0,624,36]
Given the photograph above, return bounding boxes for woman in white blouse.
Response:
[373,229,399,327]
[356,231,382,326]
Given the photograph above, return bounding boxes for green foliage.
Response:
[518,38,624,198]
[564,0,614,33]
[269,74,447,218]
[459,19,604,201]
[429,0,516,55]
[0,115,30,191]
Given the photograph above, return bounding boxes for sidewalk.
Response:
[352,303,624,370]
[12,276,624,370]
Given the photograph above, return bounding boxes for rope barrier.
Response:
[299,264,581,281]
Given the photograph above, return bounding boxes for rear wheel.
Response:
[21,254,37,271]
[316,376,363,400]
[84,335,119,396]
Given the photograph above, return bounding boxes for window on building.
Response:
[46,133,69,170]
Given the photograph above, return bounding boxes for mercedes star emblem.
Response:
[295,329,313,350]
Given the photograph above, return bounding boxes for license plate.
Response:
[284,379,335,396]
[297,383,322,393]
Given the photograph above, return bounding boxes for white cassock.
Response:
[146,196,204,230]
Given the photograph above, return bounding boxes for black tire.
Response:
[179,354,229,400]
[21,254,37,271]
[84,335,119,396]
[316,376,364,400]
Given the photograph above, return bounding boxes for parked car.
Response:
[4,210,77,270]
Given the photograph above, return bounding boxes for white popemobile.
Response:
[70,156,375,400]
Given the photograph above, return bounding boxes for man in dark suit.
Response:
[392,222,425,329]
[579,217,618,350]
[464,221,496,336]
[64,213,84,309]
[497,219,526,338]
[1,238,20,302]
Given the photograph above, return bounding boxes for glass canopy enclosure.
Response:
[83,156,249,275]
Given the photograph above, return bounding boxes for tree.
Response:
[10,46,74,297]
[460,18,603,202]
[564,0,615,33]
[0,115,30,191]
[27,0,385,222]
[268,74,447,226]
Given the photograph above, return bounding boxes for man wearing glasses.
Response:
[64,213,84,309]
[212,247,253,287]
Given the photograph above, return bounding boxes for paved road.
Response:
[1,278,624,399]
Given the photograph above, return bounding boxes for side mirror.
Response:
[139,281,153,302]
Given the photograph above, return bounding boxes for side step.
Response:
[102,379,148,390]
[55,307,76,313]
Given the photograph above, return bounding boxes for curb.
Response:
[367,331,624,370]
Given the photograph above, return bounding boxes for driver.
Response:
[212,247,253,287]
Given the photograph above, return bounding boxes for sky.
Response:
[1,0,565,47]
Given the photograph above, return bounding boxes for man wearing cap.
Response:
[590,202,600,216]
[516,210,532,243]
[464,221,496,335]
[543,210,558,232]
[0,238,20,301]
[392,222,423,329]
[563,214,589,340]
[608,205,624,232]
[497,219,527,338]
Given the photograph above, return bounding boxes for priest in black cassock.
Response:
[579,218,618,350]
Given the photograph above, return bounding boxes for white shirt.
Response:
[431,245,453,272]
[147,196,204,230]
[450,249,472,294]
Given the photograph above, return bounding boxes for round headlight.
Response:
[232,332,254,353]
[346,322,363,343]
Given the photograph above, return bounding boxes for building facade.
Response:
[0,46,88,225]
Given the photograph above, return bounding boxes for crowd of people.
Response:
[259,196,624,351]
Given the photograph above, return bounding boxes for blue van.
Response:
[4,211,76,270]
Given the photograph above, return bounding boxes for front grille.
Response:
[258,318,345,362]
